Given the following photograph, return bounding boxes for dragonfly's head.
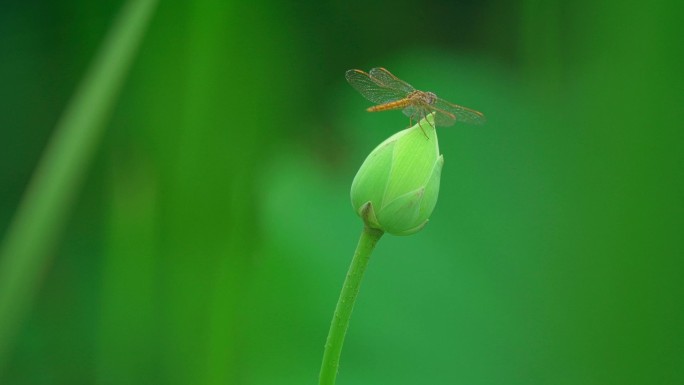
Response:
[424,91,437,105]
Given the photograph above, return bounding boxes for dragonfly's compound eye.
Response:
[425,92,437,105]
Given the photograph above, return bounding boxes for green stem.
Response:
[319,226,384,385]
[0,0,157,372]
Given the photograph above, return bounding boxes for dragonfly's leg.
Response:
[427,115,436,129]
[418,112,428,139]
[423,110,436,131]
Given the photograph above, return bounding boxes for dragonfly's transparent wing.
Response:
[431,97,486,126]
[369,68,416,94]
[345,69,407,105]
[432,109,457,127]
[401,104,422,119]
[402,105,436,128]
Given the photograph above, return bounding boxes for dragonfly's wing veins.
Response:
[345,69,406,105]
[432,98,487,126]
[401,105,422,119]
[369,68,416,94]
[432,110,457,127]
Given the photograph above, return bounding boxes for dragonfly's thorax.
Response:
[408,90,437,105]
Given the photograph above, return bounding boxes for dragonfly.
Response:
[345,67,486,131]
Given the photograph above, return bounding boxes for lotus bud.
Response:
[351,114,444,236]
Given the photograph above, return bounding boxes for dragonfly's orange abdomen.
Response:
[367,98,411,112]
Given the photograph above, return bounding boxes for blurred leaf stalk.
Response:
[0,0,158,372]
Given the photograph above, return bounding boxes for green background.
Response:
[1,1,683,384]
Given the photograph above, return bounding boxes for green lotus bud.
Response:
[351,114,444,236]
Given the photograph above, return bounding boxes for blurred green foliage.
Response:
[1,1,683,385]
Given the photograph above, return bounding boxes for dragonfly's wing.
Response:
[401,104,430,122]
[401,104,421,119]
[369,68,416,94]
[432,109,457,127]
[431,97,486,126]
[345,69,407,105]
